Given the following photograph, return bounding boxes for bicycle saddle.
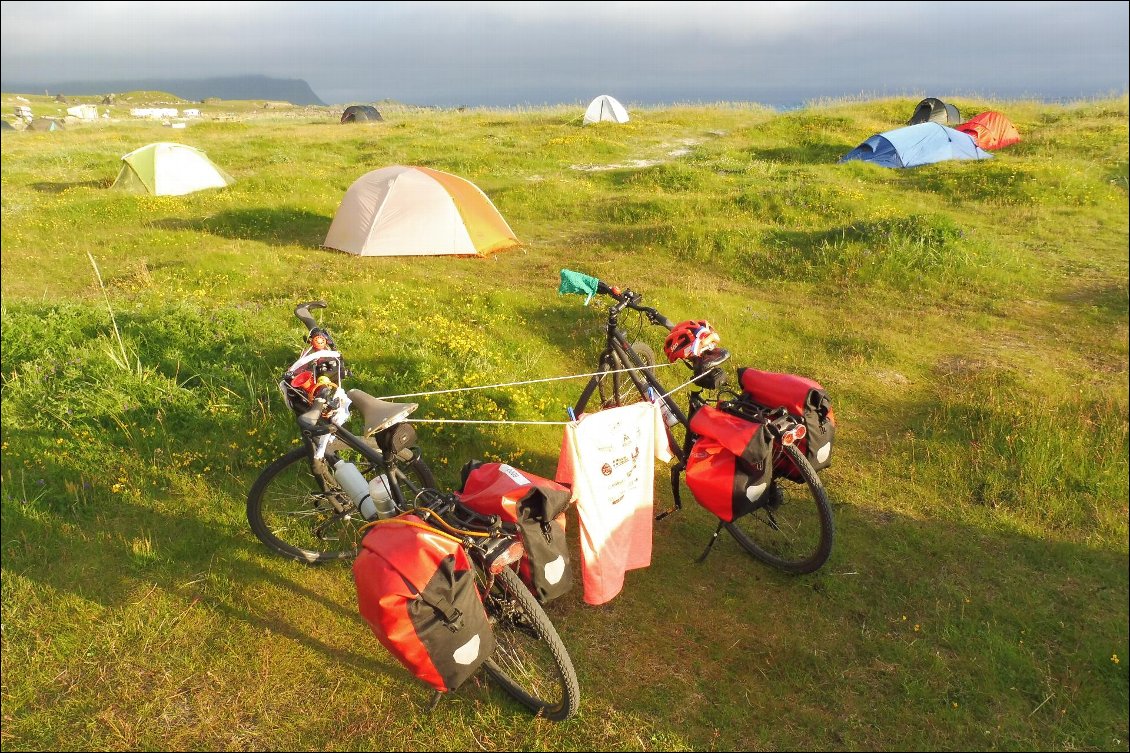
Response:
[347,389,419,435]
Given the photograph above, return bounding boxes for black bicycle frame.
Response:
[302,420,422,512]
[595,315,704,519]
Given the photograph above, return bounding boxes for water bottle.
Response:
[331,459,378,520]
[367,475,397,519]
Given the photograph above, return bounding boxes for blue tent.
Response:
[840,122,992,168]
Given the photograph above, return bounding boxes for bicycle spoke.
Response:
[480,568,578,720]
[724,447,833,574]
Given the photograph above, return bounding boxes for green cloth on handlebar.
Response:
[558,269,600,305]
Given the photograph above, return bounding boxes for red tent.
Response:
[954,111,1021,150]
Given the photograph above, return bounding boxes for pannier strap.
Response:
[416,592,464,631]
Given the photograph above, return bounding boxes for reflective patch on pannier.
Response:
[457,461,574,603]
[685,405,775,522]
[353,515,496,693]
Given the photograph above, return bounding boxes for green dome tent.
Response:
[111,142,234,196]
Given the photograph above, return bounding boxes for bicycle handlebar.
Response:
[559,269,675,329]
[294,301,327,333]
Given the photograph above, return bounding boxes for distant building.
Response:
[182,108,200,117]
[66,105,99,120]
[130,108,179,119]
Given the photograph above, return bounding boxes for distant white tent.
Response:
[583,95,629,125]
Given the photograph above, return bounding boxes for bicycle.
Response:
[246,301,436,564]
[560,269,835,574]
[247,301,580,721]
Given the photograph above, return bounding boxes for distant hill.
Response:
[0,75,325,106]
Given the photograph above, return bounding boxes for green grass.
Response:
[2,93,1127,751]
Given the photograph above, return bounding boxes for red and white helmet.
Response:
[663,320,720,362]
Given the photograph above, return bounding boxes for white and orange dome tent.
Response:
[323,166,520,257]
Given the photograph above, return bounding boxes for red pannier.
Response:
[353,514,496,693]
[456,461,573,603]
[685,405,775,522]
[737,367,836,480]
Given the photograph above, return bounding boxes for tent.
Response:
[28,118,63,132]
[839,123,992,168]
[907,98,961,126]
[323,165,520,257]
[341,105,383,123]
[954,111,1021,150]
[111,142,235,196]
[1,120,15,131]
[583,95,629,124]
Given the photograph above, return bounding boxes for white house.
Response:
[130,108,179,119]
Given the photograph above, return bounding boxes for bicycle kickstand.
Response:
[695,521,726,564]
[427,689,444,712]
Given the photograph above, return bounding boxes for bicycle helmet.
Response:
[663,320,720,362]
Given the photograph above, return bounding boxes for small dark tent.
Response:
[28,118,64,132]
[1,120,15,131]
[954,111,1021,150]
[340,105,383,124]
[907,98,961,126]
[840,123,992,168]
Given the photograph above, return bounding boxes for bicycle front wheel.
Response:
[574,340,656,414]
[723,444,834,574]
[246,444,436,564]
[481,567,580,721]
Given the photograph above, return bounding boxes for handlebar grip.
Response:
[295,301,327,332]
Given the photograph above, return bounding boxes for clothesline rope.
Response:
[409,418,570,426]
[657,369,712,400]
[384,361,709,427]
[375,361,680,401]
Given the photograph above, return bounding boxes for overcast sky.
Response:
[1,1,1127,106]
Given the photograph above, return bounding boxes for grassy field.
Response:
[1,92,1127,751]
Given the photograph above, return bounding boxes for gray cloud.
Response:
[2,1,1126,106]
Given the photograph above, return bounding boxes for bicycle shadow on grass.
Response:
[0,473,400,685]
[532,493,1128,749]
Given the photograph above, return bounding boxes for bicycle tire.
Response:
[574,340,656,415]
[481,567,580,721]
[723,444,834,574]
[246,443,436,564]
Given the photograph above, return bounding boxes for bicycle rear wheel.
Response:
[574,340,656,414]
[246,443,436,563]
[481,567,580,721]
[723,444,834,574]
